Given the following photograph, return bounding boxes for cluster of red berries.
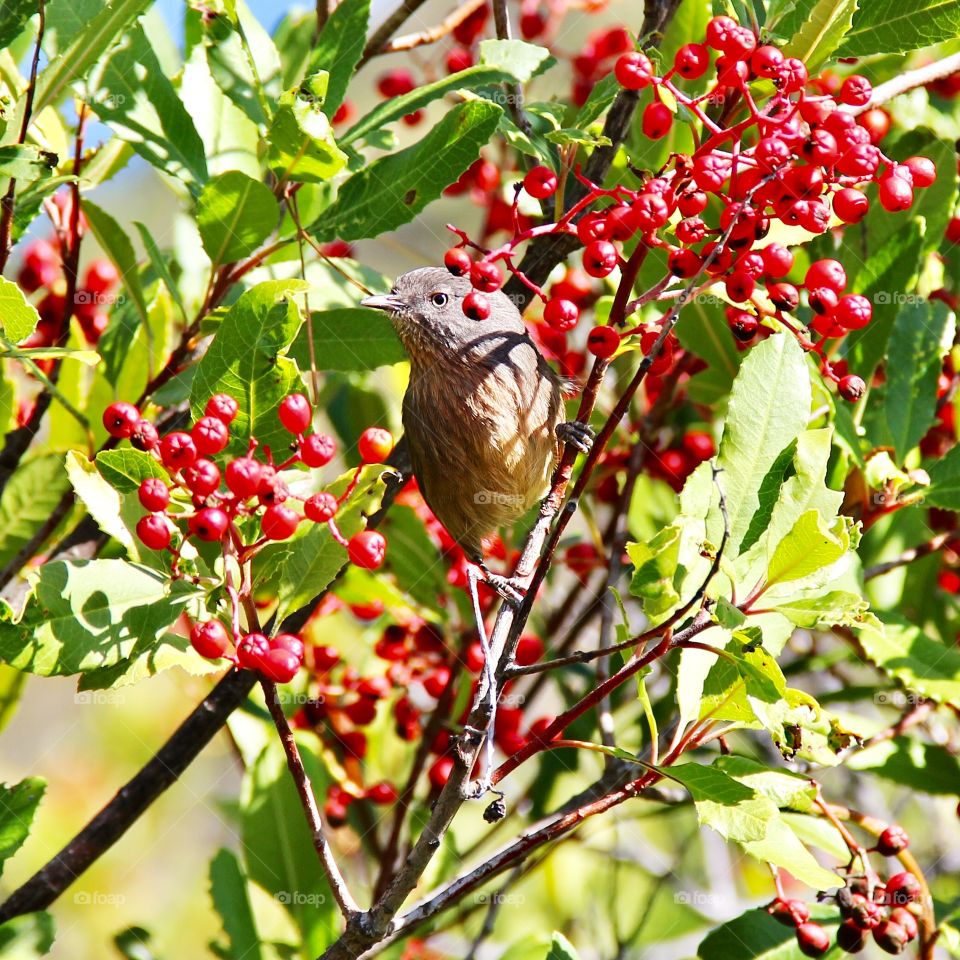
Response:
[439,14,937,404]
[19,234,119,350]
[101,391,394,680]
[769,827,920,956]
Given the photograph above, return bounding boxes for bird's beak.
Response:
[360,293,404,312]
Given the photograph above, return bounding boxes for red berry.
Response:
[889,908,918,941]
[805,259,847,293]
[463,291,490,320]
[348,529,387,569]
[582,240,619,278]
[305,492,338,522]
[872,920,909,954]
[225,457,262,498]
[159,431,198,471]
[833,187,869,224]
[674,43,709,79]
[796,922,830,957]
[770,898,809,926]
[642,100,673,139]
[587,325,620,358]
[948,217,960,245]
[443,247,472,276]
[523,165,558,199]
[904,155,936,188]
[188,507,229,541]
[470,260,503,293]
[751,45,784,79]
[190,620,231,659]
[874,824,910,856]
[358,426,393,464]
[668,248,702,278]
[778,57,808,92]
[840,74,872,106]
[809,286,840,315]
[181,458,220,497]
[261,647,300,683]
[262,504,299,540]
[377,68,415,98]
[236,633,270,671]
[84,259,118,294]
[312,644,340,670]
[878,175,913,212]
[839,374,866,401]
[760,243,794,277]
[544,298,579,331]
[705,15,736,51]
[614,51,653,90]
[767,282,799,311]
[366,781,398,805]
[136,514,171,550]
[423,665,451,698]
[300,433,336,468]
[885,872,921,904]
[675,217,706,244]
[834,294,872,330]
[192,416,229,455]
[678,189,708,217]
[204,393,237,425]
[728,310,758,342]
[725,270,755,303]
[279,393,312,434]
[131,419,160,451]
[629,192,670,231]
[428,755,454,790]
[515,634,544,665]
[138,477,170,512]
[837,919,866,953]
[270,633,304,660]
[103,402,140,439]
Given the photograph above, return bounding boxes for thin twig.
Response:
[850,52,960,116]
[360,0,435,64]
[863,532,952,580]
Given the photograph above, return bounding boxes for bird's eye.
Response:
[430,292,448,306]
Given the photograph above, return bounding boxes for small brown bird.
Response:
[362,267,591,597]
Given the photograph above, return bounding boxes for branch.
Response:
[260,678,360,919]
[369,0,487,59]
[863,532,952,580]
[360,0,438,65]
[492,0,534,140]
[850,52,960,116]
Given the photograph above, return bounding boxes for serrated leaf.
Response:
[0,777,44,877]
[0,276,41,343]
[289,307,405,372]
[66,450,136,552]
[717,334,811,555]
[314,100,502,242]
[627,523,682,620]
[847,736,960,795]
[0,559,201,678]
[209,849,263,960]
[925,444,960,509]
[766,510,849,587]
[190,279,308,457]
[837,0,960,55]
[0,0,37,49]
[308,0,369,119]
[95,448,167,493]
[856,615,960,704]
[86,23,208,192]
[0,144,57,180]
[197,170,279,267]
[714,757,816,811]
[781,0,858,73]
[772,591,871,628]
[0,453,71,572]
[885,299,954,460]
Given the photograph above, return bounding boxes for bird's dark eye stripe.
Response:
[431,292,448,306]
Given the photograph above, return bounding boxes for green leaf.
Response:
[0,777,44,876]
[0,454,72,573]
[290,307,405,372]
[0,665,24,735]
[0,911,55,956]
[341,39,551,147]
[781,0,858,73]
[714,757,816,812]
[845,218,925,382]
[766,510,849,588]
[197,170,279,267]
[0,144,57,180]
[885,299,954,460]
[627,523,682,621]
[544,932,581,960]
[0,0,37,49]
[314,100,503,242]
[256,466,384,626]
[66,451,138,554]
[32,0,152,114]
[381,504,449,609]
[716,334,811,555]
[209,849,263,960]
[926,444,960,509]
[82,200,150,329]
[0,276,41,344]
[265,78,348,184]
[675,298,742,405]
[772,591,871,628]
[0,559,201,678]
[308,0,369,119]
[837,0,960,55]
[666,762,756,805]
[847,737,960,795]
[95,448,168,493]
[190,279,307,457]
[857,615,960,704]
[133,221,188,321]
[892,130,959,255]
[87,23,208,192]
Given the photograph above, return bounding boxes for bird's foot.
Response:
[478,564,525,606]
[556,420,595,455]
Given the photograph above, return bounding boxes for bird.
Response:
[361,266,593,600]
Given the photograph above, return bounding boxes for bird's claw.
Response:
[556,420,595,455]
[481,571,525,606]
